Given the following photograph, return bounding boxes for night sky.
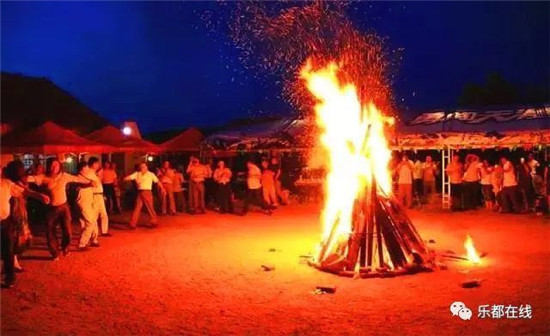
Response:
[2,1,548,133]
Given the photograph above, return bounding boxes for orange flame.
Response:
[300,60,393,256]
[464,235,481,264]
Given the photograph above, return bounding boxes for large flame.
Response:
[464,235,481,264]
[300,61,393,256]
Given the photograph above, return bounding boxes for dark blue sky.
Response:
[2,1,548,133]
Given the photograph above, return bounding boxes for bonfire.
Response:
[302,60,434,277]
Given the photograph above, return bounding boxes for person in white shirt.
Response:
[158,161,176,216]
[445,154,464,211]
[1,167,50,288]
[84,157,111,237]
[463,154,482,210]
[29,158,93,259]
[124,163,165,229]
[76,162,100,251]
[394,155,414,209]
[412,159,424,201]
[213,160,233,214]
[187,157,209,214]
[242,161,272,215]
[172,167,186,213]
[499,157,521,213]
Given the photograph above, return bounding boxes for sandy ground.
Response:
[1,204,549,336]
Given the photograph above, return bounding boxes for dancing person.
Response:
[76,162,99,251]
[3,161,35,274]
[395,154,414,209]
[172,167,186,213]
[500,157,521,213]
[463,154,482,210]
[480,160,494,210]
[187,157,208,214]
[446,154,464,211]
[213,160,233,214]
[1,166,49,288]
[242,161,272,215]
[100,161,119,214]
[124,163,165,229]
[261,159,278,207]
[158,161,176,216]
[422,156,437,203]
[29,158,93,259]
[84,157,111,237]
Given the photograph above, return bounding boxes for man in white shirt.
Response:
[422,156,438,203]
[76,162,100,251]
[1,175,49,287]
[395,155,414,209]
[445,155,464,211]
[412,159,424,201]
[499,157,521,213]
[463,154,482,210]
[187,157,209,214]
[242,161,272,215]
[124,163,165,229]
[30,158,93,259]
[213,160,233,214]
[84,157,111,237]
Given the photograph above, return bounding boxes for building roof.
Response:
[161,128,203,152]
[1,121,113,154]
[86,125,160,153]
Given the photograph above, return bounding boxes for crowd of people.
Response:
[0,155,290,288]
[393,151,548,214]
[2,150,549,288]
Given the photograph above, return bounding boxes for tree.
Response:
[458,72,547,107]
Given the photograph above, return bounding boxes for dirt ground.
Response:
[2,204,549,336]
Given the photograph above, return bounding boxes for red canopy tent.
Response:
[1,121,113,154]
[161,127,203,152]
[86,125,160,153]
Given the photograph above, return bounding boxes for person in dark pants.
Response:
[1,171,50,288]
[213,160,233,214]
[500,157,522,213]
[517,158,534,212]
[463,154,482,210]
[28,158,92,259]
[172,167,187,213]
[242,161,272,215]
[446,155,464,211]
[100,161,119,214]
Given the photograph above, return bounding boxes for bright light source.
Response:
[147,156,154,162]
[122,126,132,136]
[65,156,73,163]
